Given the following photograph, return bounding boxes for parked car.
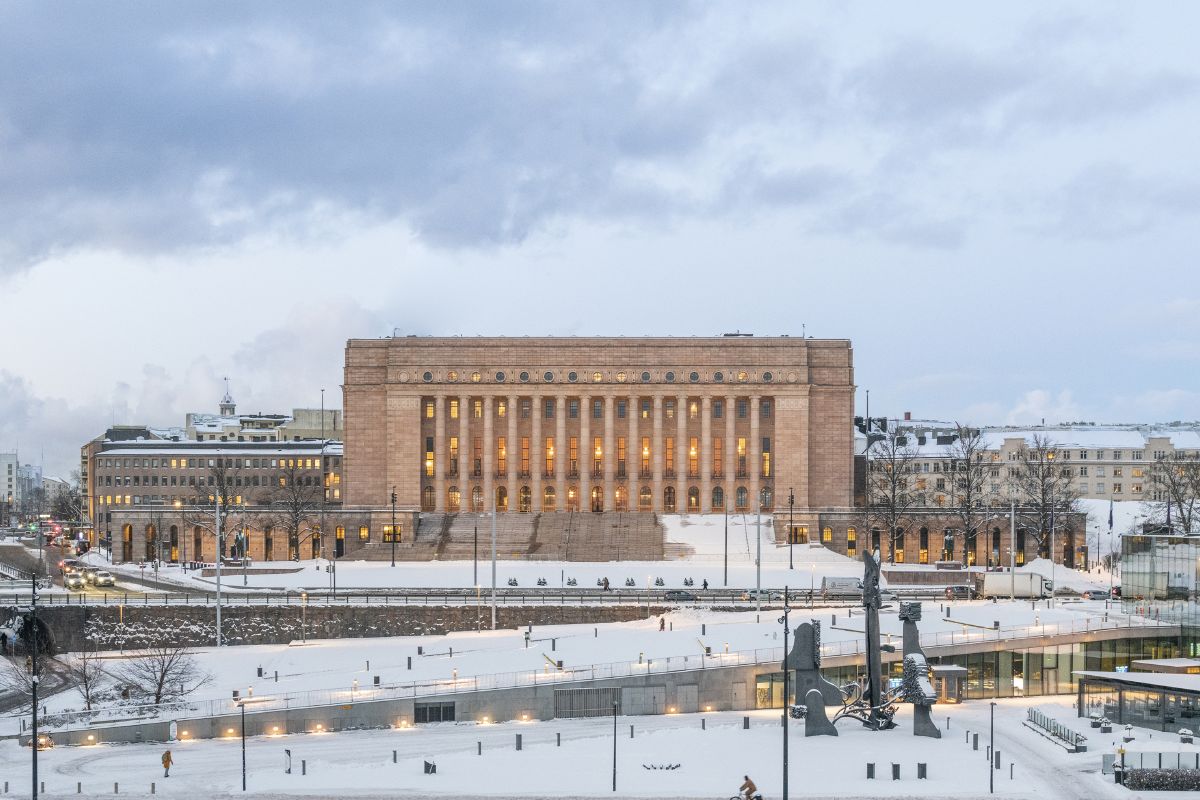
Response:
[64,573,85,590]
[944,585,976,600]
[663,590,697,602]
[1080,588,1109,600]
[93,571,116,587]
[740,588,783,601]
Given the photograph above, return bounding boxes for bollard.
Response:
[393,750,397,763]
[115,783,119,794]
[986,745,990,760]
[973,733,979,751]
[595,628,598,637]
[151,782,155,794]
[257,667,263,677]
[418,646,423,655]
[994,751,1001,770]
[702,624,706,635]
[477,741,482,756]
[274,670,279,683]
[1010,763,1014,780]
[965,730,970,743]
[891,763,900,780]
[917,763,927,779]
[744,716,750,729]
[947,717,950,728]
[40,783,44,795]
[552,639,556,651]
[516,733,522,751]
[302,760,306,776]
[630,725,634,739]
[449,647,453,658]
[78,782,82,794]
[866,763,875,779]
[557,732,561,747]
[702,718,706,730]
[408,656,412,670]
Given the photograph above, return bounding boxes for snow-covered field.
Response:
[0,697,1171,798]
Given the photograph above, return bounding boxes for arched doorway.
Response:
[712,486,724,510]
[422,486,435,511]
[519,485,532,512]
[566,485,579,512]
[614,485,627,511]
[638,486,652,511]
[590,486,603,512]
[145,524,157,561]
[495,486,508,512]
[193,526,203,563]
[759,486,773,510]
[687,486,699,512]
[447,486,461,512]
[121,524,133,562]
[471,485,484,512]
[168,525,179,562]
[663,486,676,513]
[735,486,748,511]
[263,526,274,561]
[543,486,556,512]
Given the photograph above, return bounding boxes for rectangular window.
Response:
[473,400,482,419]
[1079,466,1088,477]
[1079,483,1088,494]
[356,526,367,541]
[1114,450,1123,459]
[1113,467,1123,478]
[737,400,748,419]
[425,400,435,419]
[383,524,402,542]
[617,400,627,419]
[846,527,857,558]
[520,437,530,475]
[497,437,506,473]
[568,437,579,476]
[1132,483,1143,494]
[665,400,675,420]
[414,701,455,724]
[545,399,555,419]
[1131,468,1144,478]
[1079,450,1088,459]
[593,436,603,474]
[641,437,651,475]
[497,400,506,418]
[568,400,579,419]
[1113,483,1122,494]
[617,437,626,477]
[760,399,771,419]
[689,401,699,420]
[472,437,482,476]
[545,437,555,475]
[713,438,723,476]
[450,399,459,419]
[665,437,675,475]
[688,436,698,477]
[641,400,651,419]
[449,437,459,475]
[520,399,531,419]
[593,399,603,419]
[1096,482,1105,494]
[425,436,434,477]
[713,400,723,419]
[737,437,747,477]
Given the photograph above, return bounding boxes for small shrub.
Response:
[1125,768,1200,791]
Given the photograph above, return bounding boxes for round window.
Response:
[616,372,627,383]
[471,371,481,383]
[422,371,433,382]
[665,371,675,383]
[714,371,724,382]
[520,371,530,382]
[641,371,651,382]
[495,371,506,382]
[544,371,554,382]
[447,370,458,382]
[593,371,603,382]
[738,371,748,382]
[689,371,699,383]
[568,371,578,382]
[763,372,773,382]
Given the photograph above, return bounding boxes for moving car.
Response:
[663,589,697,602]
[58,559,81,574]
[93,571,116,587]
[64,573,85,590]
[1080,588,1110,600]
[944,585,976,600]
[81,567,99,584]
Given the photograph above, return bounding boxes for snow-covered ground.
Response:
[1,697,1173,798]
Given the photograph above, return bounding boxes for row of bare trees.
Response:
[864,427,1081,564]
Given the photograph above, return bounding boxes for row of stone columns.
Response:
[428,393,764,513]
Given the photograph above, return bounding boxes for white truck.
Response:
[982,572,1052,599]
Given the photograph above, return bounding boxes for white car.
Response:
[93,571,116,587]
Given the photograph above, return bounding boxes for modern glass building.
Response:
[1122,534,1200,655]
[1077,671,1200,731]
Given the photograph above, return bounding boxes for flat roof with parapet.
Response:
[1074,670,1200,692]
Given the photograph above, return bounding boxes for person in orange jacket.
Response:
[162,750,174,778]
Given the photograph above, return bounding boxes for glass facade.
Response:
[1080,676,1200,732]
[1122,534,1200,654]
[754,635,1180,708]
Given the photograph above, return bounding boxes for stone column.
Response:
[531,396,542,511]
[750,394,761,511]
[628,394,638,510]
[725,395,736,505]
[483,395,494,512]
[676,394,687,512]
[580,394,591,512]
[701,395,712,512]
[507,393,518,505]
[459,394,470,509]
[652,394,663,512]
[556,395,567,511]
[434,394,446,512]
[603,394,615,511]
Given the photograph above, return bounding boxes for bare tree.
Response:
[0,656,35,712]
[944,424,994,563]
[181,458,247,561]
[262,461,323,560]
[115,646,209,705]
[864,431,919,564]
[50,472,84,523]
[65,649,108,711]
[1010,434,1080,560]
[1145,452,1200,535]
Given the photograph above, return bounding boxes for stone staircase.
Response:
[349,512,665,562]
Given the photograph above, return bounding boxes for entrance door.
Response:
[335,528,345,558]
[731,682,747,710]
[591,486,603,512]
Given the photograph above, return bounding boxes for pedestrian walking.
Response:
[162,749,174,778]
[659,616,665,632]
[702,579,708,591]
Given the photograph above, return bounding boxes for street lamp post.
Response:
[301,591,307,644]
[215,496,223,647]
[723,504,728,588]
[788,488,795,570]
[30,576,39,800]
[240,701,247,792]
[390,487,397,568]
[779,587,792,800]
[612,700,618,792]
[989,701,995,794]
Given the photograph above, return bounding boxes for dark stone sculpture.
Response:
[862,549,886,730]
[786,620,843,709]
[898,601,941,738]
[803,688,838,737]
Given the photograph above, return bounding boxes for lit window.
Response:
[616,372,627,383]
[471,372,481,383]
[592,372,602,382]
[447,371,458,382]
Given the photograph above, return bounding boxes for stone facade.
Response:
[343,336,855,523]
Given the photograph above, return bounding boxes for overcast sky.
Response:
[2,2,1199,478]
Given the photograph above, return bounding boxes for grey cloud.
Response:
[1029,163,1200,240]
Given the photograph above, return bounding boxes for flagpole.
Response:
[1108,496,1114,601]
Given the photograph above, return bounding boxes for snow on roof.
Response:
[1074,671,1200,692]
[101,442,343,457]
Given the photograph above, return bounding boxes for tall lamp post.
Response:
[390,487,397,568]
[787,488,795,570]
[30,575,39,800]
[778,587,792,800]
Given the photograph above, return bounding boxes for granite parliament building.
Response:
[343,335,854,559]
